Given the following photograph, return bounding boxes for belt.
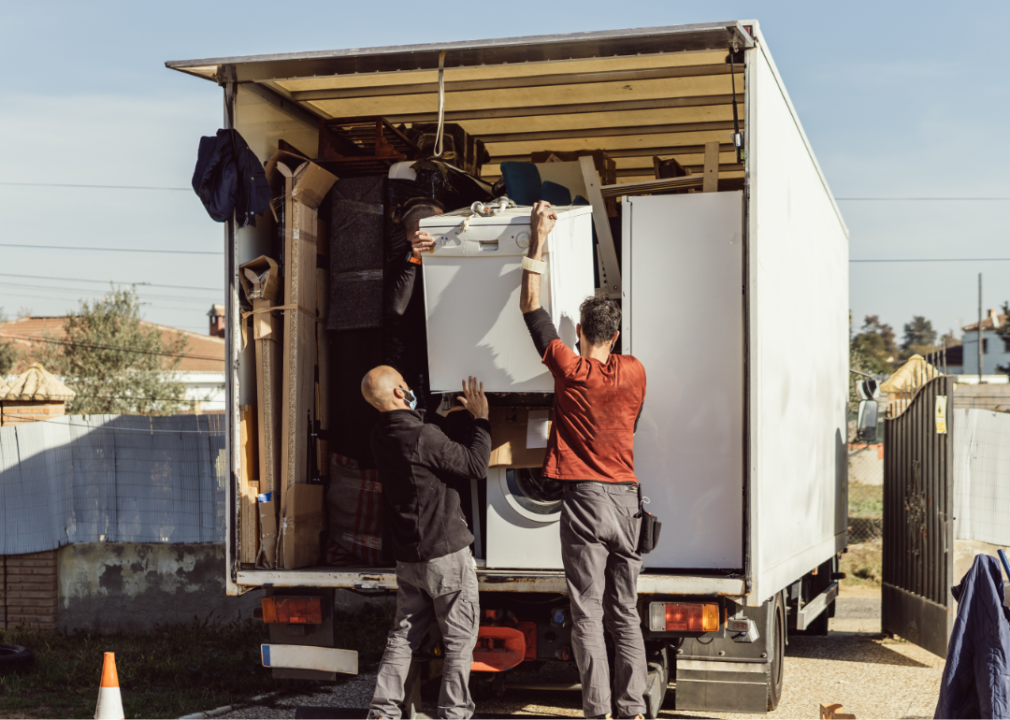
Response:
[562,480,637,492]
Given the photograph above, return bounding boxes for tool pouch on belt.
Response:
[636,484,663,554]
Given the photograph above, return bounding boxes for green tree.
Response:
[900,315,939,358]
[850,315,897,375]
[37,289,191,415]
[0,307,18,375]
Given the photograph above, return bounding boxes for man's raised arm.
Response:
[520,201,561,358]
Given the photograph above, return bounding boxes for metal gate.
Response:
[882,375,954,657]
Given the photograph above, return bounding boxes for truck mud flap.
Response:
[261,644,358,675]
[675,659,768,712]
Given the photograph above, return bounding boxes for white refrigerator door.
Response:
[421,207,593,393]
[624,192,745,570]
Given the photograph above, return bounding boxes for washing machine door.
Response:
[501,468,563,522]
[486,467,565,569]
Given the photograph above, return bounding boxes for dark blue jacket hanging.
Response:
[191,129,271,228]
[934,554,1010,719]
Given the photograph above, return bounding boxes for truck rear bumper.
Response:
[236,567,746,599]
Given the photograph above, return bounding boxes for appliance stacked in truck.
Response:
[420,205,595,568]
[419,205,594,393]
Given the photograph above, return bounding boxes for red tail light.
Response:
[649,602,719,633]
[262,596,323,625]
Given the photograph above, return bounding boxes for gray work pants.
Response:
[369,546,479,719]
[561,482,647,719]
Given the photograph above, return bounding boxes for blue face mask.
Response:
[400,387,417,411]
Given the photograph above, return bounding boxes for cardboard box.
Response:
[265,150,338,211]
[258,499,279,568]
[488,407,554,468]
[530,149,617,216]
[239,405,259,565]
[266,149,338,569]
[279,484,325,570]
[239,255,282,496]
[315,215,330,478]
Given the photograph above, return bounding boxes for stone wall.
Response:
[57,543,262,633]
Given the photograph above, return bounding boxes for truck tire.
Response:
[767,594,785,711]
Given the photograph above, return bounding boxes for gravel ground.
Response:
[206,587,943,720]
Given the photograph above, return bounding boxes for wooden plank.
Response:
[492,143,736,163]
[280,198,318,497]
[239,405,259,564]
[579,155,621,298]
[703,141,720,193]
[480,120,738,144]
[380,93,744,125]
[291,64,742,101]
[599,175,703,198]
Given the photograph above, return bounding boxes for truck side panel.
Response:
[747,37,849,606]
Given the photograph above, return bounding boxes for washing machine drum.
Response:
[505,468,564,516]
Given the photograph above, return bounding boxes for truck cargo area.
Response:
[168,19,849,714]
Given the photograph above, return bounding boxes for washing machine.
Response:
[484,467,564,569]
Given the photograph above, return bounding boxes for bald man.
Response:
[364,366,490,720]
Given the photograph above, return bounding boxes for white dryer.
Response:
[484,467,564,569]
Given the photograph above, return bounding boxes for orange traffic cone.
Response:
[94,652,125,720]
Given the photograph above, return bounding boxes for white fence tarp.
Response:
[0,414,225,555]
[953,408,1010,545]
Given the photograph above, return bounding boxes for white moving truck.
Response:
[168,20,849,715]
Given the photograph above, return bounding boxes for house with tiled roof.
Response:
[960,309,1010,376]
[0,313,226,412]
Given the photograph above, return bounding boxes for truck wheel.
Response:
[767,594,785,711]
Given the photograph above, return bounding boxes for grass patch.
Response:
[843,481,884,587]
[0,604,394,719]
[849,481,883,517]
[841,539,883,587]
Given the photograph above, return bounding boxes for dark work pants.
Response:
[561,482,647,718]
[369,547,479,719]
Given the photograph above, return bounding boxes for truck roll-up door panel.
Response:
[624,192,745,570]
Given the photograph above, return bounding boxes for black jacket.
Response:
[371,409,491,563]
[934,554,1010,719]
[191,129,271,228]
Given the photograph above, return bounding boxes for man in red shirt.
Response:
[519,201,648,719]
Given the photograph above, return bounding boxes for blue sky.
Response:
[1,1,1008,340]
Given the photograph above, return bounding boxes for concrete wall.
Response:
[953,381,1010,411]
[57,543,262,633]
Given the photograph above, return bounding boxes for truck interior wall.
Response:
[747,39,849,605]
[227,85,320,585]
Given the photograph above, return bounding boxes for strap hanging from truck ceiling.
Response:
[729,44,744,164]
